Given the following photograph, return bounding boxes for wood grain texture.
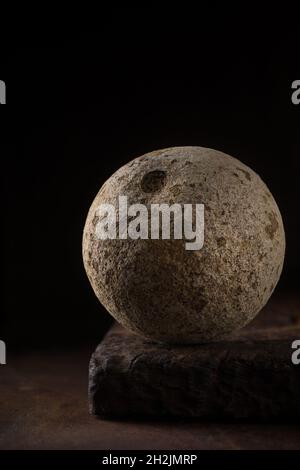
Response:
[89,293,300,419]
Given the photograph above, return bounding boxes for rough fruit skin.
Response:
[82,147,285,344]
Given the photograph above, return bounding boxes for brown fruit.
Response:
[83,147,285,343]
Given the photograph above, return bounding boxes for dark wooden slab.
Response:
[89,293,300,420]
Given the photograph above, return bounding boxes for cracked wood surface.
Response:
[89,291,300,420]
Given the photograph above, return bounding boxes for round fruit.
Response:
[83,147,285,343]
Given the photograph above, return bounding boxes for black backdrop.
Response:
[1,8,299,349]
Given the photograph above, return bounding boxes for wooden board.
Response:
[89,293,300,419]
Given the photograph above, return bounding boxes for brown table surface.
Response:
[1,291,300,450]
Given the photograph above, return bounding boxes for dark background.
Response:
[1,8,299,349]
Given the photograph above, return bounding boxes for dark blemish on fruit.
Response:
[236,285,243,295]
[92,259,99,273]
[236,168,251,181]
[117,174,126,182]
[265,211,279,240]
[258,252,267,261]
[216,236,226,247]
[141,170,167,193]
[170,184,181,196]
[92,215,99,227]
[248,271,254,279]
